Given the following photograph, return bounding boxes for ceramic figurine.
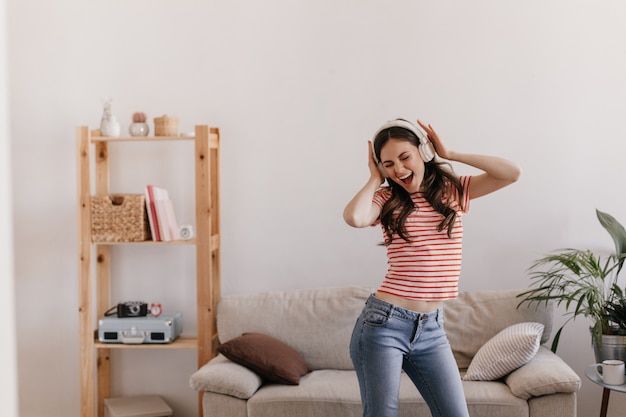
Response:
[100,99,121,137]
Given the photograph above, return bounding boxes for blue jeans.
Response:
[350,295,470,417]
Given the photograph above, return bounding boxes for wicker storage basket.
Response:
[154,115,179,136]
[91,194,151,242]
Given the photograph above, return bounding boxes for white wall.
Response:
[8,0,626,416]
[1,0,18,415]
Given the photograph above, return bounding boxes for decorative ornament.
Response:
[150,303,163,317]
[100,98,121,137]
[129,111,150,136]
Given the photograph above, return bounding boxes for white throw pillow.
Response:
[189,355,262,399]
[463,322,544,381]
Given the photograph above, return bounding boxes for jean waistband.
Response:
[365,294,442,321]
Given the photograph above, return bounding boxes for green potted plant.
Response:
[517,210,626,361]
[605,295,626,331]
[599,291,626,363]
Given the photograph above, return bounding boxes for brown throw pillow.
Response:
[217,333,312,385]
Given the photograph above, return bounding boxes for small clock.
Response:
[150,303,162,317]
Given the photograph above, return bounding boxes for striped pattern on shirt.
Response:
[372,176,471,300]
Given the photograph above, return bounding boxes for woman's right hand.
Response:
[343,141,384,228]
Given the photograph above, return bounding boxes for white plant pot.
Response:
[129,122,149,136]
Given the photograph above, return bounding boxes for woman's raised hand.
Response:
[417,119,453,160]
[368,140,384,183]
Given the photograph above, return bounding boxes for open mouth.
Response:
[399,173,413,186]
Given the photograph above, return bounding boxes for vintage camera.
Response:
[117,301,148,318]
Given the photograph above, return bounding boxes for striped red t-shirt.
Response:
[372,176,471,300]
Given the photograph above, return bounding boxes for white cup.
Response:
[596,359,626,385]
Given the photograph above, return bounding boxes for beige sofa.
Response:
[190,287,581,417]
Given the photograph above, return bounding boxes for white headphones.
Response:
[373,118,436,178]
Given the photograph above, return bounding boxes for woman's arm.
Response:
[343,141,383,228]
[418,120,522,200]
[448,153,521,199]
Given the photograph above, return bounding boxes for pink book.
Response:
[145,185,161,241]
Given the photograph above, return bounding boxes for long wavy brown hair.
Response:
[373,126,464,243]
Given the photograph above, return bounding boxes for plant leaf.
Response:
[596,209,626,276]
[551,326,564,353]
[596,209,626,256]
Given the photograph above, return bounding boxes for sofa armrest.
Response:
[504,346,581,400]
[189,354,263,400]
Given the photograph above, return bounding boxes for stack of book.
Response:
[144,185,180,241]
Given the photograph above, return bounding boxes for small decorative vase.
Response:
[100,99,121,137]
[101,116,121,137]
[129,122,149,136]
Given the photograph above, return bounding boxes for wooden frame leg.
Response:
[600,388,610,417]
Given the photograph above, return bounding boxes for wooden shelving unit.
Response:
[76,126,221,417]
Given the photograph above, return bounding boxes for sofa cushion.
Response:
[246,370,528,417]
[217,286,372,370]
[190,355,262,399]
[217,333,312,385]
[215,287,554,372]
[444,289,553,370]
[504,346,582,400]
[463,322,544,381]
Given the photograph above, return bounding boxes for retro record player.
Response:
[98,312,183,344]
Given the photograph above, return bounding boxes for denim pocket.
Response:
[436,311,445,329]
[363,308,389,327]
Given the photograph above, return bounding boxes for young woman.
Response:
[343,118,521,417]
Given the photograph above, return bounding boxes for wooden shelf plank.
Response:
[95,335,198,350]
[89,132,219,146]
[91,234,219,248]
[92,239,197,245]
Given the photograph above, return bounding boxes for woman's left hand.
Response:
[417,119,453,160]
[416,119,522,199]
